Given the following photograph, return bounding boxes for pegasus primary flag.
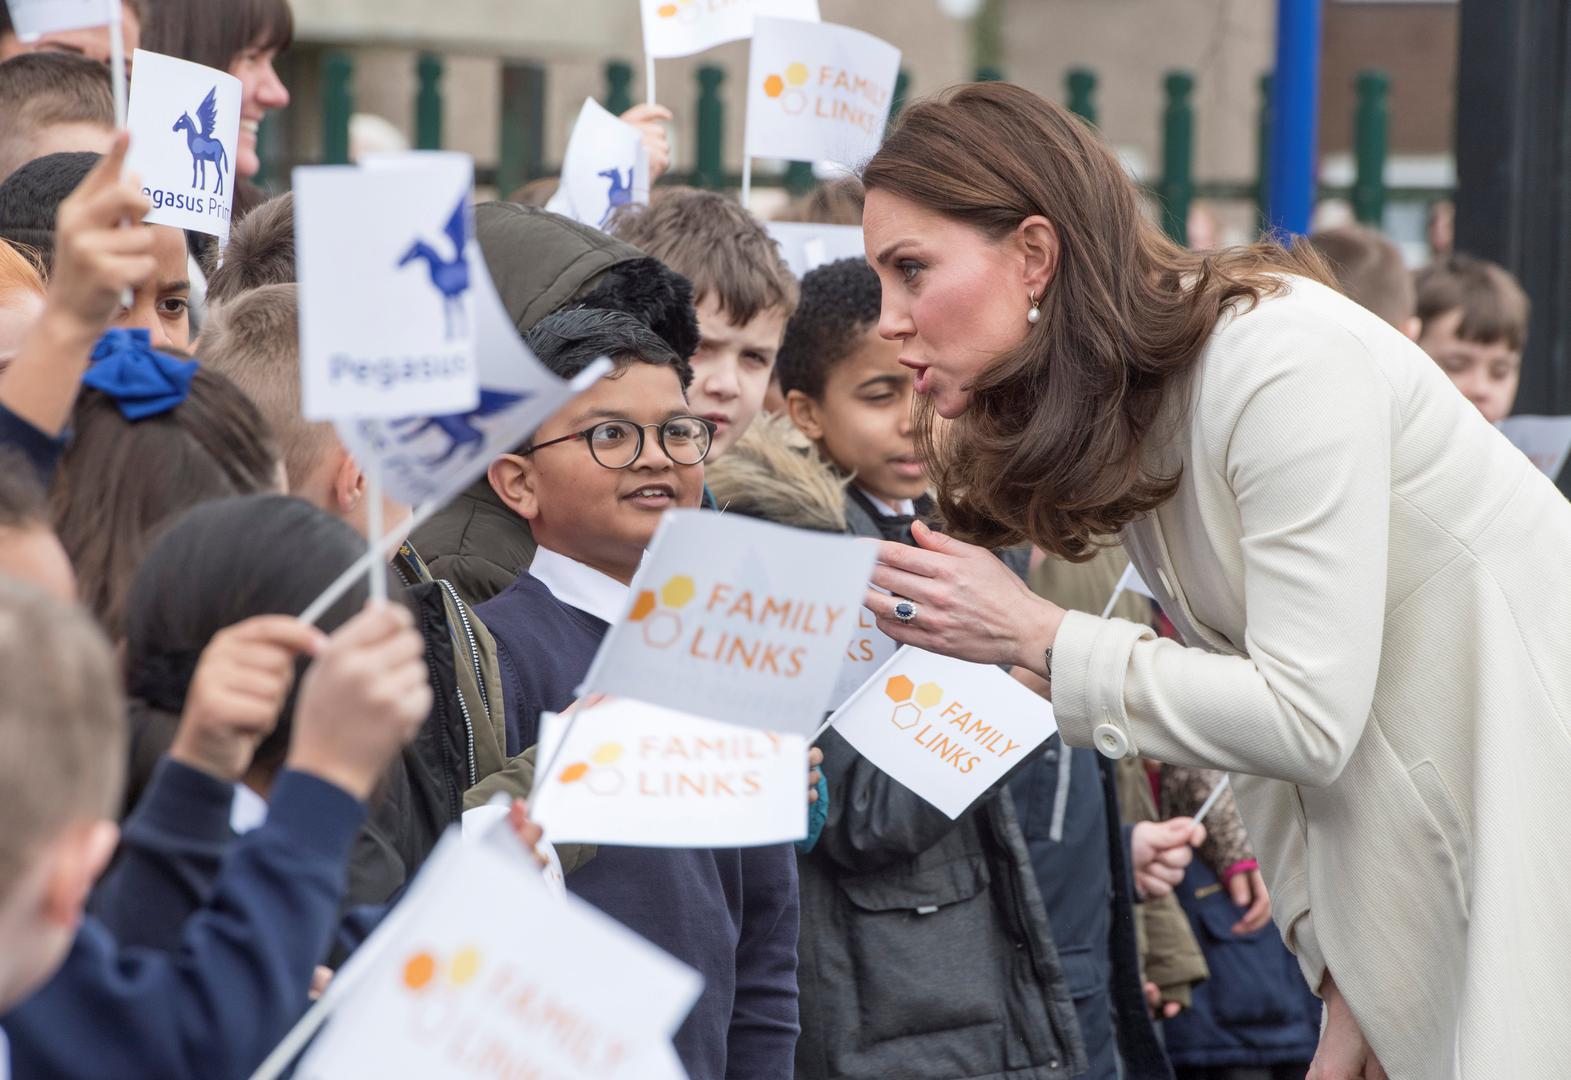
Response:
[580,509,877,735]
[546,98,649,232]
[4,0,114,39]
[766,221,866,280]
[829,646,1057,819]
[744,18,900,167]
[294,152,480,422]
[124,49,240,240]
[532,699,809,848]
[640,0,819,59]
[293,833,701,1080]
[327,157,610,506]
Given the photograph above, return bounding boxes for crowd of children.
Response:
[0,7,1552,1079]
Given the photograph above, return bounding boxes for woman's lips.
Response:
[899,357,932,394]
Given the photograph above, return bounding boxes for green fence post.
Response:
[975,65,1004,83]
[604,60,634,116]
[889,67,911,123]
[415,53,443,151]
[1353,69,1390,226]
[1159,71,1195,246]
[321,51,353,165]
[498,61,545,197]
[695,65,725,189]
[972,0,1002,85]
[1066,67,1097,126]
[1256,73,1272,235]
[253,112,276,188]
[785,161,815,195]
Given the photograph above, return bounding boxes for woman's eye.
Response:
[898,260,923,284]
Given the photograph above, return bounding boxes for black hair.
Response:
[775,257,883,399]
[0,150,97,270]
[525,307,692,389]
[121,494,393,809]
[570,255,702,363]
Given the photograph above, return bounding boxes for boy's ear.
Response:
[488,453,541,522]
[41,819,119,929]
[784,389,827,443]
[328,449,365,517]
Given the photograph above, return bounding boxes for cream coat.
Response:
[1050,277,1571,1079]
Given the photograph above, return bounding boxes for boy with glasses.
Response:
[475,307,800,1080]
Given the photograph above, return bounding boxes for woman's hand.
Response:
[864,521,1065,673]
[1309,974,1387,1080]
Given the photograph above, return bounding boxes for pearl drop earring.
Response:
[1027,292,1041,325]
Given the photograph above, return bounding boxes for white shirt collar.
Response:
[858,487,916,517]
[230,783,269,835]
[528,546,630,624]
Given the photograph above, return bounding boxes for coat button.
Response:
[1093,723,1129,758]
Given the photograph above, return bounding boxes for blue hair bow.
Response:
[83,328,199,421]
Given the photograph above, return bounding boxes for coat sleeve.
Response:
[725,844,801,1079]
[1050,311,1393,789]
[1,771,365,1080]
[89,758,235,950]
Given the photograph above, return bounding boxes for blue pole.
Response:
[1266,0,1322,237]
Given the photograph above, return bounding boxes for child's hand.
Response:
[619,103,673,180]
[286,601,431,801]
[169,615,326,782]
[42,133,155,339]
[807,745,824,804]
[1131,816,1205,900]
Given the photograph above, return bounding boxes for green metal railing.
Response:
[303,52,1416,235]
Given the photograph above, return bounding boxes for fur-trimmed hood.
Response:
[706,414,848,533]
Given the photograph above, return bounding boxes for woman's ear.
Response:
[489,454,540,521]
[1017,214,1060,298]
[785,389,828,443]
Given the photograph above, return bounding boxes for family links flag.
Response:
[294,152,480,422]
[829,647,1058,819]
[580,509,877,736]
[744,17,901,167]
[765,221,866,280]
[125,49,241,240]
[546,98,650,232]
[640,0,819,60]
[532,699,810,848]
[291,834,701,1080]
[3,0,113,38]
[1498,415,1571,480]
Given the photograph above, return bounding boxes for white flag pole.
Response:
[365,460,387,603]
[645,53,657,107]
[1193,774,1231,826]
[1099,585,1126,620]
[739,155,752,209]
[107,1,132,309]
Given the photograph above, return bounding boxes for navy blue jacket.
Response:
[1159,860,1321,1069]
[1010,742,1173,1080]
[476,568,800,1080]
[0,401,65,482]
[1,764,364,1080]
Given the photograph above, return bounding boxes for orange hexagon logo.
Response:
[885,674,914,702]
[629,590,657,621]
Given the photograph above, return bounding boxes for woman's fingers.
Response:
[870,537,954,581]
[868,563,941,604]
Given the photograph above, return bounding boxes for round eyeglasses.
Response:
[522,415,716,470]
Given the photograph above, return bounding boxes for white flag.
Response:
[765,221,865,280]
[1117,562,1157,603]
[1497,415,1571,479]
[295,833,701,1080]
[125,49,240,241]
[640,0,819,60]
[4,0,114,41]
[545,98,649,231]
[580,509,876,735]
[829,646,1056,819]
[827,604,897,711]
[744,18,900,167]
[294,152,480,422]
[532,699,808,848]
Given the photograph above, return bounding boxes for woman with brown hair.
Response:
[859,82,1571,1080]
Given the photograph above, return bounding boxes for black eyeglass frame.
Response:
[521,415,717,470]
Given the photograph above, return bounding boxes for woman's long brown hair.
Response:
[861,82,1330,560]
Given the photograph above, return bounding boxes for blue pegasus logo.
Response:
[397,192,471,341]
[597,165,634,228]
[172,86,228,195]
[391,388,531,465]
